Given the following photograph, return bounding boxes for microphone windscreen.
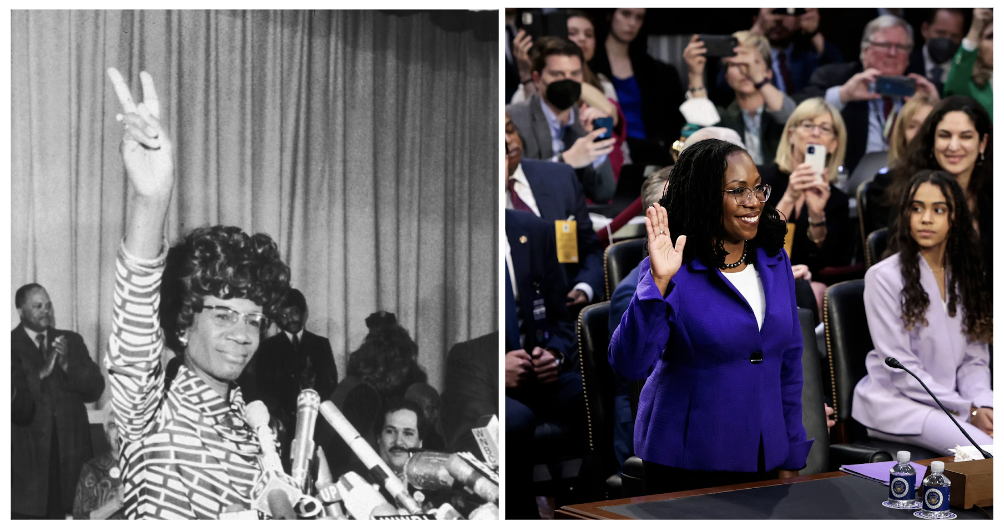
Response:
[266,489,296,520]
[246,400,269,430]
[884,357,900,369]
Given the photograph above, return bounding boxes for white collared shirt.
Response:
[22,324,46,349]
[538,97,608,168]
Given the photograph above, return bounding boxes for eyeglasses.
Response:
[200,305,271,333]
[796,121,834,136]
[866,41,911,54]
[723,184,771,206]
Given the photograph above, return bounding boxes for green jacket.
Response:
[944,43,992,121]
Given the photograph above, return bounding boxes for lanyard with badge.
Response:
[531,281,550,347]
[869,93,899,145]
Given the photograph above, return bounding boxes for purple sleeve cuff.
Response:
[781,438,815,471]
[635,257,674,302]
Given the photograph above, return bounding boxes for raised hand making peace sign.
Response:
[644,203,686,296]
[107,68,174,200]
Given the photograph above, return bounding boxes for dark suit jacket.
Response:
[794,61,871,175]
[907,46,945,96]
[506,94,616,203]
[521,158,605,300]
[11,325,105,516]
[716,99,788,166]
[12,355,36,426]
[245,329,339,467]
[505,209,575,361]
[441,331,498,454]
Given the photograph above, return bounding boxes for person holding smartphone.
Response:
[683,30,796,166]
[761,98,852,278]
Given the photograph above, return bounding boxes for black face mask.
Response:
[545,79,581,112]
[927,38,960,65]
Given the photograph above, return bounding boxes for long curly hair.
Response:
[885,170,992,343]
[887,96,993,219]
[346,311,428,400]
[660,138,786,267]
[160,225,291,353]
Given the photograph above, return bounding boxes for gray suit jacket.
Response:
[506,94,615,203]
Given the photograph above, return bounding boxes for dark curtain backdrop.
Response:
[10,10,499,405]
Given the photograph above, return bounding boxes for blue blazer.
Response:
[608,247,813,472]
[521,158,605,300]
[505,209,575,360]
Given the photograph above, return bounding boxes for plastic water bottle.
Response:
[919,461,952,518]
[885,451,918,508]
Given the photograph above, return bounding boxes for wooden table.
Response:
[557,457,956,520]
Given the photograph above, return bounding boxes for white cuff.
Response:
[573,282,594,302]
[961,38,977,52]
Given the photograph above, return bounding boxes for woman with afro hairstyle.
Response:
[103,69,290,519]
[609,138,812,494]
[346,311,429,404]
[853,171,993,454]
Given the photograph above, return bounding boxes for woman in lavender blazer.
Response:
[854,171,993,453]
[609,139,813,494]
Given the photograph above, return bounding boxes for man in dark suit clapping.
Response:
[11,283,105,519]
[245,288,339,469]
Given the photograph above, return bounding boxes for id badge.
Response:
[555,220,578,263]
[784,222,796,256]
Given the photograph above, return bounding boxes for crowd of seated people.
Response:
[505,7,993,511]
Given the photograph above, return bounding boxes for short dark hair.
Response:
[14,283,45,309]
[530,36,585,75]
[282,288,307,313]
[379,397,428,442]
[925,8,965,26]
[159,225,291,354]
[660,139,786,267]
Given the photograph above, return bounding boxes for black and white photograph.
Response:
[9,9,499,520]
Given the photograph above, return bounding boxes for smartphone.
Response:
[592,117,614,141]
[875,76,916,98]
[520,9,567,40]
[698,34,738,58]
[805,144,827,184]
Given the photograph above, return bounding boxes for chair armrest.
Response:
[830,443,893,470]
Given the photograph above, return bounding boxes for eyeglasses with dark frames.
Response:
[723,184,771,206]
[199,305,271,332]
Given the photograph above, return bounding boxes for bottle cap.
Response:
[930,461,944,473]
[897,451,910,463]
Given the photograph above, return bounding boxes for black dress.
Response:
[760,162,852,275]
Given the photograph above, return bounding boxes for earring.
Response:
[178,334,188,347]
[980,151,985,161]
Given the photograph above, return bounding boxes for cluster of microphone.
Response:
[244,389,499,520]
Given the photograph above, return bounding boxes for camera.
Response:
[807,146,816,155]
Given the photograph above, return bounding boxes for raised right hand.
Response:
[838,68,881,104]
[645,203,686,295]
[682,34,707,77]
[107,68,174,200]
[505,350,533,388]
[513,29,534,80]
[562,128,615,168]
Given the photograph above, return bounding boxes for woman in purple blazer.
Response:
[853,171,993,453]
[609,139,813,494]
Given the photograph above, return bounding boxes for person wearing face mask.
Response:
[906,9,966,96]
[945,8,993,121]
[609,139,813,494]
[795,14,941,175]
[887,95,992,290]
[762,98,852,278]
[853,171,992,454]
[861,95,937,237]
[103,68,292,519]
[685,30,797,167]
[590,8,686,167]
[506,37,617,203]
[11,283,105,519]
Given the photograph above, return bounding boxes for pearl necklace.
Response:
[721,241,748,270]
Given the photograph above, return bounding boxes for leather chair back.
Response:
[604,238,646,300]
[577,302,615,492]
[846,151,886,196]
[798,308,830,476]
[865,228,889,270]
[822,280,873,443]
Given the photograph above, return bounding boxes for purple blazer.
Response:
[609,247,813,472]
[852,253,993,435]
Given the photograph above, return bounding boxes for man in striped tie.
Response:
[11,283,105,519]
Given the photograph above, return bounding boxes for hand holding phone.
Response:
[592,117,614,141]
[804,144,827,184]
[697,34,739,58]
[874,76,916,98]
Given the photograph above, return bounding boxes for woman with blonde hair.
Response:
[862,95,937,237]
[762,97,851,276]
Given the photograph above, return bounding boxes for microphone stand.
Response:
[885,358,992,459]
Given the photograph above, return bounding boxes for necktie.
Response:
[504,265,521,352]
[507,178,534,213]
[291,333,301,355]
[930,66,943,84]
[36,333,46,360]
[777,50,793,94]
